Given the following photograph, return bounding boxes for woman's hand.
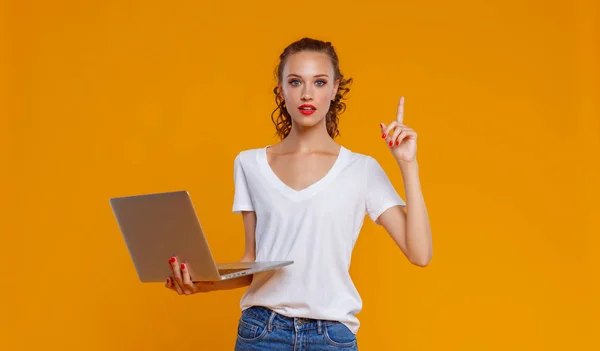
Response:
[165,256,216,295]
[380,96,418,164]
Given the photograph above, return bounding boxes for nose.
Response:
[301,86,313,101]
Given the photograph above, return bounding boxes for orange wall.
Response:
[1,0,598,350]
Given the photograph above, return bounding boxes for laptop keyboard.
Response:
[219,268,250,275]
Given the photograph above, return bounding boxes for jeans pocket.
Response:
[324,322,357,348]
[236,315,268,343]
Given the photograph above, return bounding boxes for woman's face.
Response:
[279,51,340,131]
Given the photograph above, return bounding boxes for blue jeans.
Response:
[234,306,358,350]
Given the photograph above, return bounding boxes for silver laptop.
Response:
[109,190,293,282]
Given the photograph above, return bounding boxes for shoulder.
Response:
[341,145,377,167]
[341,146,389,180]
[234,147,266,167]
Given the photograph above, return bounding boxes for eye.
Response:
[315,80,327,87]
[289,79,301,86]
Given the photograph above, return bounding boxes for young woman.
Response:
[166,37,433,350]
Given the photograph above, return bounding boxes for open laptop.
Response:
[109,190,293,282]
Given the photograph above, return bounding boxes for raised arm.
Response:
[378,96,433,267]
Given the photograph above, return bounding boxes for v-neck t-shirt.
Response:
[231,145,406,334]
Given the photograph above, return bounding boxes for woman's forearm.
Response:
[399,159,433,266]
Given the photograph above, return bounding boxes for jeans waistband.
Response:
[241,306,339,332]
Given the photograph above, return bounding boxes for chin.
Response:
[290,113,326,129]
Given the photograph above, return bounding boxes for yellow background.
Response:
[1,0,598,350]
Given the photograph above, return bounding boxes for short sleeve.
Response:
[365,156,406,223]
[232,153,254,214]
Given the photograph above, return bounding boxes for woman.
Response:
[166,37,433,350]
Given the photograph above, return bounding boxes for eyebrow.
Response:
[286,74,330,79]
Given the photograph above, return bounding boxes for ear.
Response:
[277,85,284,100]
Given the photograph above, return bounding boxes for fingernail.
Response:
[389,141,393,146]
[180,263,185,270]
[382,133,386,138]
[169,257,175,264]
[379,122,384,128]
[395,140,400,146]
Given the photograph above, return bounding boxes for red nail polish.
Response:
[382,133,386,138]
[395,140,400,146]
[181,263,185,270]
[389,141,393,146]
[169,257,175,264]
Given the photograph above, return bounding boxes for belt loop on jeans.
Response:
[267,311,276,332]
[317,320,323,334]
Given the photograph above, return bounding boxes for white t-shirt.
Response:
[231,145,406,334]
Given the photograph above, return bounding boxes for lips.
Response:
[298,104,316,116]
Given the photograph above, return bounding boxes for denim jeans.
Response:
[234,306,358,351]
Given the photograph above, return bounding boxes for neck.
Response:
[283,119,336,153]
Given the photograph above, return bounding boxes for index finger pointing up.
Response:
[396,96,405,124]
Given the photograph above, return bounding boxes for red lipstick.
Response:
[298,104,316,116]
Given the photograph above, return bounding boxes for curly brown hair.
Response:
[271,38,353,140]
